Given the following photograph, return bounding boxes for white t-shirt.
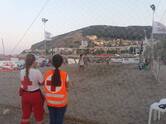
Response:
[20,68,43,91]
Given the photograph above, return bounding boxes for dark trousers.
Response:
[48,106,67,124]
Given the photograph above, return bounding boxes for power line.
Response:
[11,0,51,54]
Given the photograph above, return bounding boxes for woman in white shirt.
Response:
[19,54,44,124]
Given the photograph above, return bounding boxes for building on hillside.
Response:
[86,35,98,41]
[80,40,89,48]
[50,48,73,55]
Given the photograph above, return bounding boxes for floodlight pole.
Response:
[42,18,48,56]
[151,4,155,43]
[150,4,156,70]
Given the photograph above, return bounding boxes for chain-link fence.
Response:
[150,39,166,83]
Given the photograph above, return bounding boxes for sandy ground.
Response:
[1,64,166,124]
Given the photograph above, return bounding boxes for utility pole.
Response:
[144,30,147,43]
[42,18,48,56]
[1,38,5,56]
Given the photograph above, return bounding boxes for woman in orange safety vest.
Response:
[44,54,69,124]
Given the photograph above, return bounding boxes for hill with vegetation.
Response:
[31,25,152,50]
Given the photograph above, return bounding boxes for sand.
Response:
[0,64,166,124]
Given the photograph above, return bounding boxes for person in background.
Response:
[62,55,68,65]
[19,54,44,124]
[78,54,85,71]
[84,53,90,66]
[44,54,69,124]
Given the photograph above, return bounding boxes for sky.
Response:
[0,0,166,54]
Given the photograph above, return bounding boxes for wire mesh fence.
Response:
[150,39,166,83]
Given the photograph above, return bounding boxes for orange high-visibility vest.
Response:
[44,69,68,107]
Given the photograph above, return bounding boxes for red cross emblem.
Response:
[21,76,32,90]
[46,80,56,91]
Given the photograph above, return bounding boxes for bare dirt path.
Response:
[0,64,166,124]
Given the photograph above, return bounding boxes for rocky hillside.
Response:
[31,25,152,50]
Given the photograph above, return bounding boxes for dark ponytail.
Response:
[25,54,36,79]
[51,54,63,86]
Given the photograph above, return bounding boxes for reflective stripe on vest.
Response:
[47,99,66,105]
[45,93,64,98]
